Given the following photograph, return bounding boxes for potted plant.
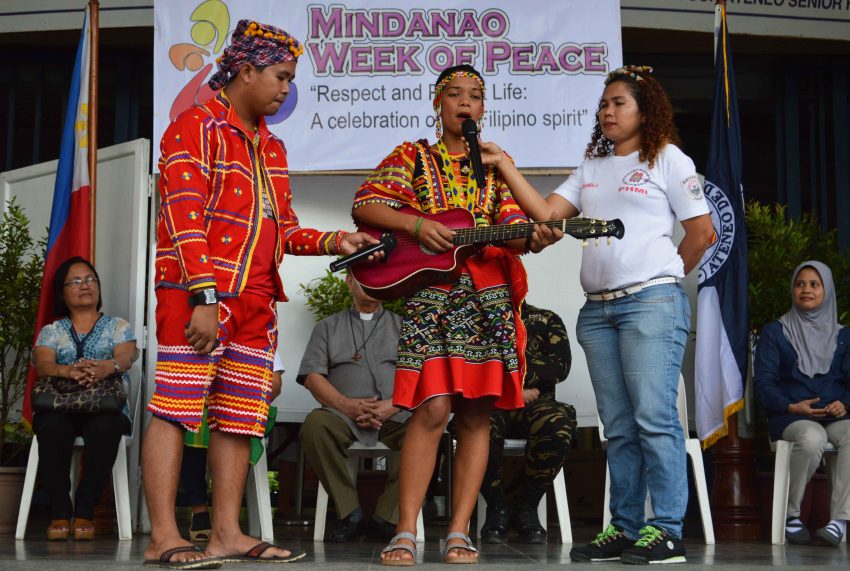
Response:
[0,199,44,532]
[298,270,405,322]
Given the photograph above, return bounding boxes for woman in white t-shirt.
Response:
[476,66,715,564]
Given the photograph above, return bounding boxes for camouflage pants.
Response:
[481,398,577,510]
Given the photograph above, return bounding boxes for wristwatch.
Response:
[189,288,219,307]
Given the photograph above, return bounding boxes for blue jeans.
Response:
[577,283,690,539]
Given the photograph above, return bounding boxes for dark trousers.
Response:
[32,410,130,520]
[481,398,576,509]
[178,445,209,507]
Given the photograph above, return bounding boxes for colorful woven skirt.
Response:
[393,251,527,411]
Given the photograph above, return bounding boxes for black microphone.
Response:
[461,118,486,189]
[329,233,397,272]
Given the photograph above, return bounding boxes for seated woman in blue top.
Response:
[754,260,850,546]
[31,257,136,542]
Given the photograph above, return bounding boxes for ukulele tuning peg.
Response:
[607,237,612,245]
[595,237,599,246]
[580,239,588,248]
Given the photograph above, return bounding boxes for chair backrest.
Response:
[597,374,689,442]
[676,374,689,433]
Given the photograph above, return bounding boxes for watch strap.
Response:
[189,288,219,307]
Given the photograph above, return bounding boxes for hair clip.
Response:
[607,65,653,82]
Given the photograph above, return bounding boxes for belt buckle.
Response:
[622,283,645,297]
[601,289,622,301]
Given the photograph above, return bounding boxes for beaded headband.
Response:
[432,71,486,111]
[241,21,304,59]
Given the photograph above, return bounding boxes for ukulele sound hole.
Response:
[419,243,439,256]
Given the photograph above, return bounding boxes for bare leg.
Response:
[143,416,213,564]
[381,396,451,564]
[446,397,494,562]
[204,431,294,559]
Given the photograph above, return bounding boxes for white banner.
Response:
[154,0,622,171]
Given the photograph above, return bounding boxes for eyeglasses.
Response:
[64,275,99,288]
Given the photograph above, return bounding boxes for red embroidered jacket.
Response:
[156,94,344,300]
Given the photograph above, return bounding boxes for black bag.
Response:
[30,315,127,414]
[31,374,127,413]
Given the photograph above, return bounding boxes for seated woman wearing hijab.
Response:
[754,261,850,546]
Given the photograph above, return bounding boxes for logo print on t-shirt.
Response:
[623,169,650,186]
[681,175,704,200]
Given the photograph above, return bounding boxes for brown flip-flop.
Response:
[220,541,307,564]
[143,545,223,569]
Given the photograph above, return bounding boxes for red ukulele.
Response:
[347,206,624,301]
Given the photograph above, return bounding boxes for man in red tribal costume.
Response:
[142,19,378,568]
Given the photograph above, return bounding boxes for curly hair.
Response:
[585,67,681,169]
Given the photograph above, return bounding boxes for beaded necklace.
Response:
[435,139,478,213]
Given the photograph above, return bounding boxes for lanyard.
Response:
[69,315,103,360]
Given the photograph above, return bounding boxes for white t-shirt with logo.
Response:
[553,144,709,293]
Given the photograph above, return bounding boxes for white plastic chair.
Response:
[246,438,275,542]
[16,433,134,540]
[313,442,424,542]
[16,366,143,541]
[475,438,572,543]
[600,375,715,545]
[770,439,837,545]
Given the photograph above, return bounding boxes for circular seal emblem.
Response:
[623,169,650,186]
[698,180,737,285]
[681,174,703,200]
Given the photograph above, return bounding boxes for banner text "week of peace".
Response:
[305,6,610,76]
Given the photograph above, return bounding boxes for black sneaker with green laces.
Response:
[570,525,634,562]
[620,525,686,565]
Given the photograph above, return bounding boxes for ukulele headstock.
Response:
[571,218,625,243]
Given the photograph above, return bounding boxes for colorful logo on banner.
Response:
[167,0,297,125]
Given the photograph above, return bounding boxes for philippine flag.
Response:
[23,7,93,423]
[694,3,749,449]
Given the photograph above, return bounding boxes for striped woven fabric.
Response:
[156,93,344,300]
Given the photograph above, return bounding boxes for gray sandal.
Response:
[381,531,417,567]
[444,532,478,565]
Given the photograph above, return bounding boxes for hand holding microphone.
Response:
[330,233,397,272]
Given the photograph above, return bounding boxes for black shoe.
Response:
[480,505,509,544]
[329,510,367,543]
[813,521,844,546]
[570,525,634,562]
[368,515,398,542]
[512,505,547,544]
[620,525,686,565]
[785,517,812,545]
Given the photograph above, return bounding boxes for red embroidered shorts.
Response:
[148,288,277,437]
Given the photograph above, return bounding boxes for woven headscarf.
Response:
[209,19,303,91]
[779,261,841,378]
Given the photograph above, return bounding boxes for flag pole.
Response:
[88,0,99,264]
[714,0,724,63]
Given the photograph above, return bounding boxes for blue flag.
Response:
[695,4,749,448]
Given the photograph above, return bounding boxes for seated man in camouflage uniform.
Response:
[480,304,577,544]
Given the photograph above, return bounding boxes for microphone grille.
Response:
[461,118,478,135]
